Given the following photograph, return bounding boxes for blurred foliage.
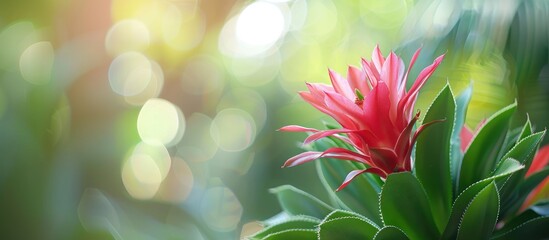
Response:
[0,0,548,239]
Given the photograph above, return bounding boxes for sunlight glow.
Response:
[219,2,289,57]
[236,2,285,47]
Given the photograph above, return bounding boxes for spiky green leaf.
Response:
[456,182,500,240]
[380,172,440,240]
[458,102,516,192]
[250,216,320,239]
[261,229,317,240]
[270,185,334,219]
[373,226,410,240]
[318,210,379,240]
[441,158,523,239]
[415,84,455,232]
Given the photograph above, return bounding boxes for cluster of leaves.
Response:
[249,85,549,239]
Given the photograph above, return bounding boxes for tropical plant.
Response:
[248,47,549,240]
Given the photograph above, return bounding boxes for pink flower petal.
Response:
[393,111,420,169]
[303,128,357,145]
[362,82,396,145]
[347,65,370,96]
[282,151,323,167]
[399,54,445,119]
[362,58,380,87]
[320,147,372,165]
[323,91,364,128]
[278,125,319,132]
[329,69,354,100]
[371,45,385,71]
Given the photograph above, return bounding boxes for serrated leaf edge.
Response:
[261,228,317,240]
[491,216,549,239]
[373,225,410,239]
[456,182,500,239]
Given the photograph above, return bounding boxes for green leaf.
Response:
[314,138,382,225]
[318,210,379,239]
[491,217,549,240]
[270,185,334,219]
[497,131,545,206]
[451,85,473,195]
[321,209,375,224]
[380,172,440,240]
[517,117,533,143]
[458,102,517,192]
[261,229,317,240]
[250,216,320,239]
[456,182,500,240]
[373,226,410,240]
[441,158,523,239]
[495,209,541,234]
[415,84,455,232]
[501,167,549,216]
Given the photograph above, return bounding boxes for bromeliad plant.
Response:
[249,47,549,240]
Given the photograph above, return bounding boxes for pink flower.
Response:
[280,46,444,190]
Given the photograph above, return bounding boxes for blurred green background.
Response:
[0,0,548,239]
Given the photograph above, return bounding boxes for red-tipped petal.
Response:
[362,58,380,87]
[398,53,445,121]
[371,45,385,71]
[369,147,398,171]
[362,82,396,143]
[283,151,323,167]
[347,65,370,95]
[329,69,354,99]
[401,54,445,112]
[520,177,549,211]
[303,128,356,145]
[323,91,364,128]
[527,144,549,176]
[336,167,387,191]
[394,111,420,164]
[403,47,422,85]
[278,125,319,132]
[320,147,372,165]
[408,54,445,96]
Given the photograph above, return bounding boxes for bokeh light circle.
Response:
[200,187,243,232]
[210,108,256,152]
[124,60,164,106]
[219,2,289,57]
[177,113,218,163]
[155,157,194,203]
[121,142,172,200]
[105,19,150,56]
[236,2,285,47]
[137,98,185,146]
[108,52,153,97]
[19,41,54,85]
